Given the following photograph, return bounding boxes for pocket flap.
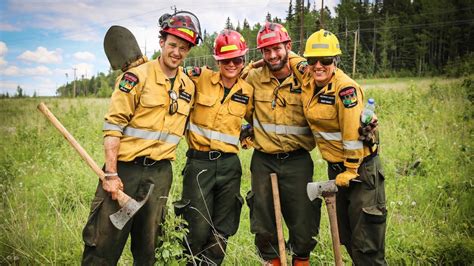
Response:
[254,89,273,102]
[140,93,167,107]
[196,91,217,106]
[362,205,387,224]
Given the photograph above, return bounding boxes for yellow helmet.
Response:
[303,29,342,57]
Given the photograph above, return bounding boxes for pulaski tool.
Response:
[307,179,343,266]
[37,102,154,230]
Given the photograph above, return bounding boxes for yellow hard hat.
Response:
[303,29,342,57]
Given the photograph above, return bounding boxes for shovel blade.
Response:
[109,184,155,230]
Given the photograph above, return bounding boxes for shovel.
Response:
[37,102,153,230]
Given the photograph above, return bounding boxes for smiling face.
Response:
[218,56,244,81]
[159,34,191,73]
[261,42,291,72]
[309,59,336,87]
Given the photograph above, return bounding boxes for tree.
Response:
[16,85,23,98]
[225,17,234,30]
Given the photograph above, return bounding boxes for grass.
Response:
[0,76,473,265]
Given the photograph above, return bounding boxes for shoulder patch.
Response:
[119,72,138,93]
[296,61,308,74]
[339,87,358,108]
[231,93,249,104]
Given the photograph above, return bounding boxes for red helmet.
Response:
[213,29,248,60]
[159,11,202,45]
[257,22,291,49]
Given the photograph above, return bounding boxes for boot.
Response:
[292,257,309,266]
[264,258,281,266]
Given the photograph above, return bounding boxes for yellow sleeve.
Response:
[337,85,365,169]
[103,71,141,137]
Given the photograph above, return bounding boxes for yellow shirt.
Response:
[103,59,195,161]
[186,68,253,153]
[245,54,315,153]
[301,68,371,169]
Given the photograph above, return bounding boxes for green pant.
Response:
[247,149,322,260]
[82,160,172,266]
[176,153,243,265]
[328,155,387,266]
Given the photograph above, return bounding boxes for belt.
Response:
[132,156,162,166]
[256,148,307,160]
[329,153,379,172]
[186,149,235,161]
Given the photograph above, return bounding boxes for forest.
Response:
[51,0,473,97]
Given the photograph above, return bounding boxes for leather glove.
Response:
[239,124,254,141]
[358,115,378,146]
[335,168,359,187]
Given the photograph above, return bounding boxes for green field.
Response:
[1,77,473,265]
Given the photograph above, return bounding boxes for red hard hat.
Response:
[257,22,291,49]
[213,29,248,60]
[159,11,202,45]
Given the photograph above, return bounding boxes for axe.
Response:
[307,180,343,266]
[37,102,153,230]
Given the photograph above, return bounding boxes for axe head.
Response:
[109,184,155,230]
[307,180,337,201]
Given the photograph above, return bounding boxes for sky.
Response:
[0,0,338,96]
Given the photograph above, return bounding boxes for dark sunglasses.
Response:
[306,57,335,66]
[220,57,244,65]
[168,89,178,115]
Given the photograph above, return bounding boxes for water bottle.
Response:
[361,98,375,125]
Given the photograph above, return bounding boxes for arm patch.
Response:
[296,61,308,74]
[119,72,138,93]
[183,66,202,77]
[339,87,358,108]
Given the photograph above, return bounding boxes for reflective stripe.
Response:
[343,140,363,150]
[254,119,311,135]
[314,131,342,141]
[103,122,124,132]
[188,122,239,146]
[123,127,181,144]
[261,32,276,40]
[312,43,329,49]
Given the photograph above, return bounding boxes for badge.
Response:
[339,87,358,108]
[118,72,138,93]
[296,61,308,74]
[179,90,192,103]
[318,94,335,105]
[231,93,249,104]
[184,66,201,77]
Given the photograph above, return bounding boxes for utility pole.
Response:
[352,29,358,77]
[320,0,324,29]
[73,68,77,98]
[299,0,305,55]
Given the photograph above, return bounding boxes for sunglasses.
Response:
[220,57,244,65]
[306,57,335,66]
[168,89,178,115]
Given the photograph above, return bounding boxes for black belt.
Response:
[186,149,235,161]
[132,156,162,166]
[256,148,307,160]
[329,153,379,172]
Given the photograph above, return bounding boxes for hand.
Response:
[358,114,378,145]
[239,124,254,141]
[241,136,254,149]
[102,176,124,200]
[335,168,359,187]
[252,59,265,69]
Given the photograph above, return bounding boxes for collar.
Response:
[154,58,184,89]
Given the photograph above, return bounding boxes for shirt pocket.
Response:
[228,99,247,117]
[314,101,337,120]
[196,91,218,107]
[140,87,167,108]
[285,93,306,125]
[253,89,273,103]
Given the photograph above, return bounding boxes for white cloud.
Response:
[18,47,62,64]
[73,63,95,79]
[0,65,52,76]
[73,51,95,61]
[0,23,21,31]
[0,58,7,66]
[0,66,20,76]
[0,42,7,57]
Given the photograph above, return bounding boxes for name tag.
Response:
[318,94,335,105]
[231,93,249,104]
[179,91,192,103]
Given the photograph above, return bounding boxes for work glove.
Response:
[239,124,254,149]
[358,114,379,147]
[102,175,124,200]
[335,168,359,187]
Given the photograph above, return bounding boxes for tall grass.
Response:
[0,77,472,264]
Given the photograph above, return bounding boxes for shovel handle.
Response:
[37,102,130,206]
[325,193,344,266]
[270,173,287,266]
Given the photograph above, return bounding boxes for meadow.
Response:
[1,77,473,265]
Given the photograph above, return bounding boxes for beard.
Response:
[265,50,289,72]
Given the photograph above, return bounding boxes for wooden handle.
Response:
[325,194,344,266]
[270,173,287,266]
[37,102,130,206]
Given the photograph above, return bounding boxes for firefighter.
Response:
[301,29,387,265]
[175,29,253,265]
[244,22,322,266]
[81,11,201,265]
